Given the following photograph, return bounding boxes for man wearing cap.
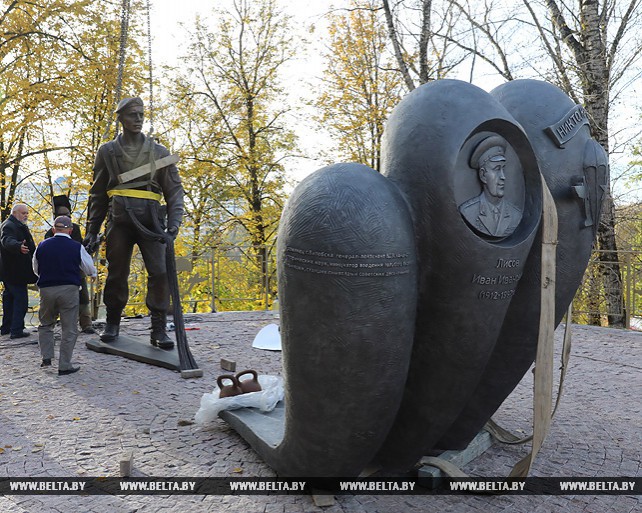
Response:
[33,216,97,375]
[459,135,522,238]
[45,195,95,334]
[83,96,183,349]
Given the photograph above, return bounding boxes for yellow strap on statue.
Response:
[107,189,162,202]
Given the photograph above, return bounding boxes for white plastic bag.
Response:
[194,375,284,425]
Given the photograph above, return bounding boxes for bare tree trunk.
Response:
[544,0,628,327]
[382,0,417,90]
[0,142,8,221]
[596,198,626,326]
[587,264,602,326]
[418,0,433,83]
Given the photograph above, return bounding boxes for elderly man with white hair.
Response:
[0,203,37,339]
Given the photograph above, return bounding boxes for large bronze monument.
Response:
[84,97,184,350]
[220,79,606,476]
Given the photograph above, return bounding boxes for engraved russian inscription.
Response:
[545,104,589,148]
[284,246,411,277]
[496,258,520,268]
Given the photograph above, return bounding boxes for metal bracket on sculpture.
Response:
[571,176,593,227]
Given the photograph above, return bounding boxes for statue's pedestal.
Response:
[86,334,180,371]
[220,403,493,484]
[220,402,285,459]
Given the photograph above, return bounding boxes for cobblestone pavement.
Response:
[0,312,639,513]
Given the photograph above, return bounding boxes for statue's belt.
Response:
[107,189,163,201]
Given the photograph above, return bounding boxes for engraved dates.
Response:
[473,259,522,300]
[478,289,515,301]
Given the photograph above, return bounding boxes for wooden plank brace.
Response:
[117,154,180,184]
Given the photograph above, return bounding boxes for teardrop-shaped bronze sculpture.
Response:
[217,79,599,478]
[221,162,418,477]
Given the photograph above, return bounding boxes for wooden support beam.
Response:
[119,450,134,477]
[311,491,335,507]
[220,358,236,372]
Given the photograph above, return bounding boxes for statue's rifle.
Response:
[121,190,202,379]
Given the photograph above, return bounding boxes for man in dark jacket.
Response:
[33,216,97,375]
[83,97,183,349]
[0,203,37,338]
[44,195,96,334]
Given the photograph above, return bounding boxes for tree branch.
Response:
[382,0,416,90]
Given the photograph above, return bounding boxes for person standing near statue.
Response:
[0,203,38,339]
[83,97,184,349]
[45,195,96,334]
[33,216,97,375]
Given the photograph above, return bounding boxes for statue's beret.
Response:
[115,96,144,114]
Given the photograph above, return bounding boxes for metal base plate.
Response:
[85,334,180,371]
[219,401,285,452]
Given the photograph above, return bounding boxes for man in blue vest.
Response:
[33,216,97,375]
[45,195,96,334]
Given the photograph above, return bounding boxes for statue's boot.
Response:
[100,310,121,342]
[150,312,174,349]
